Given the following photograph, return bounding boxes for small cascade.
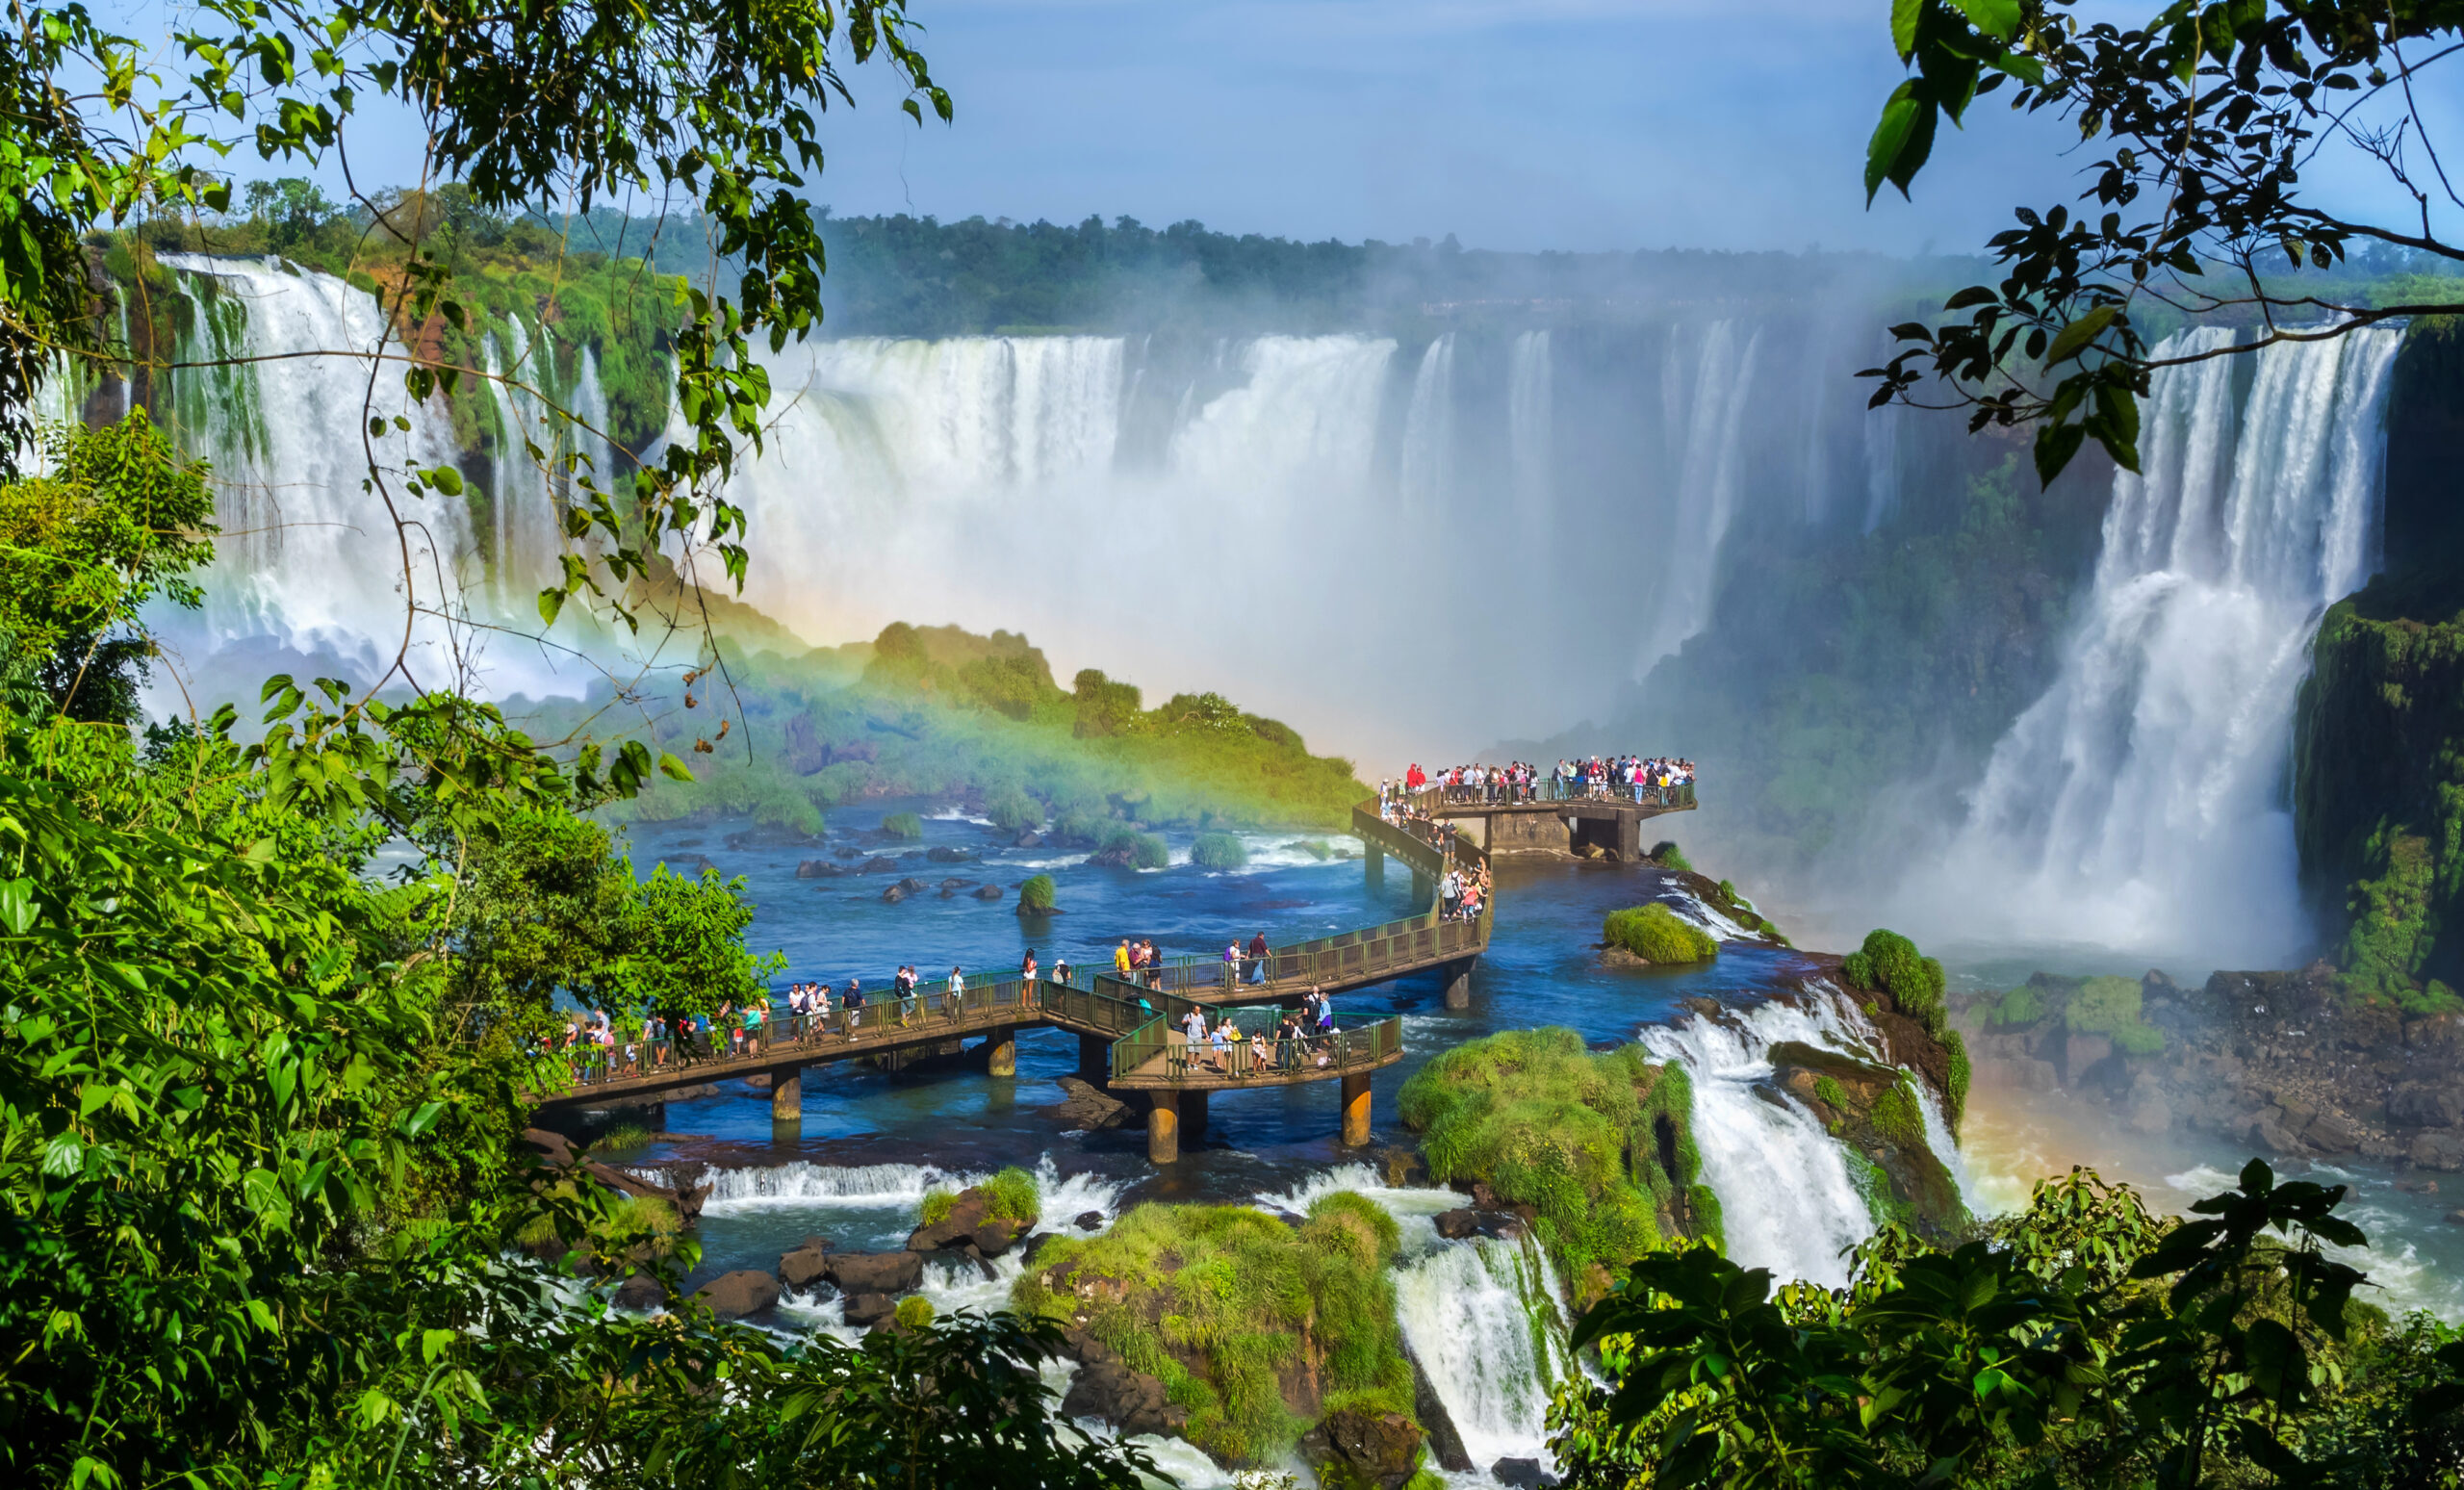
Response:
[693,1159,982,1211]
[1508,329,1553,546]
[1636,319,1764,677]
[1399,333,1456,511]
[1392,1234,1573,1474]
[1638,991,1941,1291]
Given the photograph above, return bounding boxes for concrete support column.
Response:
[1617,810,1643,863]
[1340,1072,1373,1147]
[1147,1093,1181,1164]
[1079,1033,1111,1082]
[771,1069,803,1122]
[987,1026,1016,1078]
[1184,1090,1210,1145]
[1442,957,1476,1011]
[1366,840,1384,886]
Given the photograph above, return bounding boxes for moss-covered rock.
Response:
[1016,873,1057,913]
[1012,1195,1418,1467]
[880,810,925,839]
[1770,1040,1964,1238]
[1839,929,1948,1038]
[1602,904,1718,964]
[1397,1030,1710,1292]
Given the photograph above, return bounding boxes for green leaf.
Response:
[2033,423,2088,487]
[537,585,567,629]
[1949,0,2019,40]
[428,463,464,497]
[2043,304,2118,365]
[657,752,696,784]
[1866,82,1926,204]
[0,877,36,935]
[1892,0,1926,58]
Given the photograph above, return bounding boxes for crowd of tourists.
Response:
[1378,755,1696,810]
[1175,988,1345,1074]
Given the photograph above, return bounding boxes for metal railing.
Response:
[1380,778,1697,810]
[1150,1015,1403,1082]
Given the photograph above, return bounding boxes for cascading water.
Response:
[1392,1234,1573,1474]
[1635,320,1762,676]
[1637,989,1948,1291]
[1915,325,2405,963]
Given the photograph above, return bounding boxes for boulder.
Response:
[927,845,973,863]
[1434,1209,1481,1240]
[2391,1086,2464,1129]
[1061,1329,1187,1439]
[825,1250,923,1295]
[743,1072,773,1091]
[693,1270,782,1320]
[860,855,901,874]
[779,1237,834,1289]
[1492,1460,1557,1489]
[908,1186,1035,1255]
[1052,1075,1133,1130]
[613,1272,666,1311]
[1469,1181,1503,1211]
[1402,1336,1473,1473]
[2307,1111,2365,1153]
[939,877,972,890]
[841,1292,898,1328]
[1014,831,1043,849]
[2251,1117,2308,1155]
[2408,1015,2464,1052]
[2413,1131,2464,1171]
[883,883,911,904]
[1298,1409,1425,1490]
[1074,1210,1105,1231]
[795,860,845,879]
[973,884,1004,900]
[2448,1210,2464,1226]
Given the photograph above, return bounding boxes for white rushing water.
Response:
[1637,989,1949,1291]
[1916,324,2405,963]
[1393,1235,1574,1476]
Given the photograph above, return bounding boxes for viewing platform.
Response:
[1384,782,1694,861]
[525,790,1495,1164]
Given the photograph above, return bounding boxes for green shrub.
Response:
[893,1295,937,1330]
[1943,1030,1970,1132]
[1398,1030,1701,1277]
[1191,832,1249,870]
[1100,825,1169,869]
[589,1121,655,1154]
[1990,985,2045,1026]
[983,1166,1040,1223]
[1812,1075,1850,1114]
[1016,874,1056,912]
[1603,904,1718,963]
[2111,1022,2166,1057]
[984,785,1041,834]
[1649,841,1692,872]
[2065,976,2143,1036]
[2400,979,2464,1018]
[1871,1079,1927,1149]
[880,810,924,838]
[1839,929,1948,1038]
[1010,1197,1414,1464]
[918,1187,958,1227]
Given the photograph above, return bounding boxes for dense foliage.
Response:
[1550,1161,2464,1489]
[1013,1195,1419,1466]
[590,621,1367,834]
[1840,928,1951,1038]
[1399,1030,1715,1295]
[0,419,1149,1488]
[1864,0,2464,483]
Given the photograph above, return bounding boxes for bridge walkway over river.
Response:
[526,796,1501,1162]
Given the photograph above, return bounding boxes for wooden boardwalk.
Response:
[527,793,1501,1160]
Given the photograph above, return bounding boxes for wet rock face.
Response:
[1060,1328,1187,1440]
[693,1270,781,1320]
[1768,1041,1964,1237]
[841,1292,898,1328]
[1051,1075,1132,1130]
[1298,1409,1424,1490]
[824,1250,922,1295]
[778,1236,834,1289]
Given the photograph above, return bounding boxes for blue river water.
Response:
[602,799,2464,1325]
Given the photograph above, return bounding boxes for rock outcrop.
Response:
[693,1270,781,1319]
[823,1250,923,1295]
[1768,1040,1964,1236]
[1051,1075,1132,1130]
[907,1185,1035,1256]
[1297,1409,1424,1490]
[1059,1328,1188,1440]
[778,1236,834,1289]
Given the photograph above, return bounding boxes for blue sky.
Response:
[123,0,2453,257]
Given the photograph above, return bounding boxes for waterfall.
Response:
[1508,330,1553,543]
[1637,990,1939,1292]
[1399,333,1455,511]
[1636,320,1763,677]
[1393,1235,1573,1474]
[1922,325,2404,962]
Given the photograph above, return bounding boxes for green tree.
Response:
[1864,1,2464,484]
[0,413,215,722]
[611,862,787,1017]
